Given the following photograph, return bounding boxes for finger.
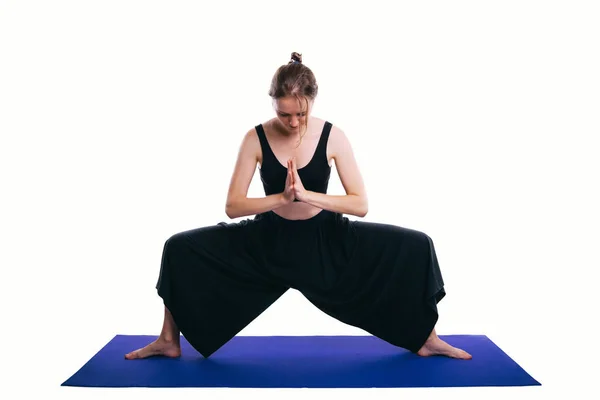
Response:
[292,158,301,178]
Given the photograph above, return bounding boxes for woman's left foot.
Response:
[417,336,472,359]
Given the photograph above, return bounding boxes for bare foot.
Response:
[124,338,181,360]
[417,336,472,360]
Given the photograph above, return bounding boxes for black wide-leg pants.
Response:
[156,210,446,358]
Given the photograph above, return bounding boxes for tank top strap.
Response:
[315,121,333,159]
[255,124,277,164]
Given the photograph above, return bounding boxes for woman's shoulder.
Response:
[323,122,353,158]
[242,118,277,140]
[237,125,263,160]
[256,118,277,131]
[319,119,344,140]
[311,117,344,136]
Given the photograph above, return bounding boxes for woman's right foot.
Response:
[124,338,181,360]
[416,336,472,359]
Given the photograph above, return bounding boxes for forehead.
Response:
[275,96,310,113]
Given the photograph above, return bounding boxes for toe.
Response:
[125,348,146,360]
[454,348,472,360]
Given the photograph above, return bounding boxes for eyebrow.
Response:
[277,111,307,115]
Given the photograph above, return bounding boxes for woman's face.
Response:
[274,96,313,134]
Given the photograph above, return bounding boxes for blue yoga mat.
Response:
[62,335,540,388]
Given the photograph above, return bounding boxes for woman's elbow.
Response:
[357,197,368,217]
[225,200,239,219]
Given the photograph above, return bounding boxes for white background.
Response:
[1,1,599,399]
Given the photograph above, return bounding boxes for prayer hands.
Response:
[283,157,307,204]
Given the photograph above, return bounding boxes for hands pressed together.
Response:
[283,157,307,204]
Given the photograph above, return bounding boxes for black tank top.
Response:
[256,121,332,200]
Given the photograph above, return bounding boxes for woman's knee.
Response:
[163,232,190,256]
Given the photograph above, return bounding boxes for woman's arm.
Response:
[225,128,292,219]
[226,194,288,219]
[303,191,367,217]
[299,126,369,217]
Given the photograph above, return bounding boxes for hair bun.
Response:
[290,52,303,64]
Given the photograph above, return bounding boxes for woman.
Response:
[125,52,472,360]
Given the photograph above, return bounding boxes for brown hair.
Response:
[268,52,319,146]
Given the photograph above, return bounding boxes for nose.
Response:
[289,116,299,128]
